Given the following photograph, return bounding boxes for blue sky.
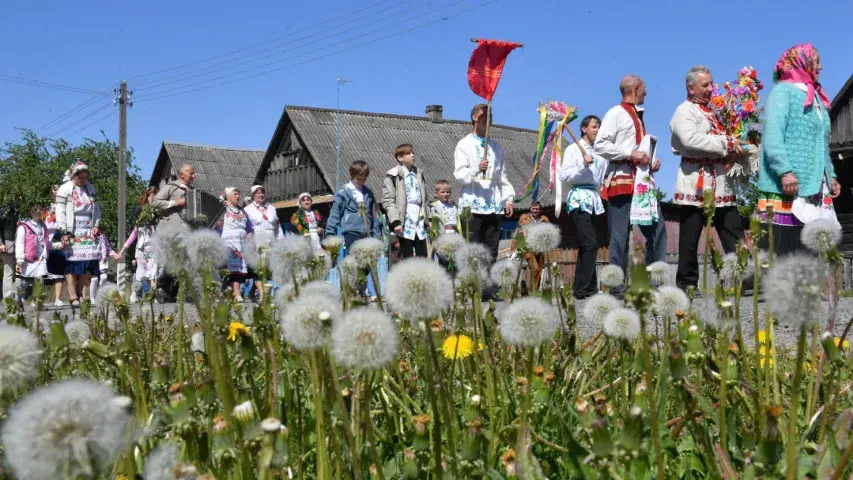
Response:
[2,0,852,196]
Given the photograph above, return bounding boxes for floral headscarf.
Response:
[773,43,830,109]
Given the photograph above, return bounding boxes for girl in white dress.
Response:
[117,187,160,304]
[15,205,50,301]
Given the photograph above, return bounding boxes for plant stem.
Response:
[364,372,386,480]
[719,323,729,453]
[786,326,808,480]
[520,347,535,428]
[640,313,665,479]
[309,352,331,480]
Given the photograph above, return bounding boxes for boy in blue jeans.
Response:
[325,160,382,298]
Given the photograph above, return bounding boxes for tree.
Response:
[0,129,148,246]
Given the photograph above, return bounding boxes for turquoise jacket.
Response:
[758,82,835,197]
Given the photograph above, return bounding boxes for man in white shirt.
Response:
[594,75,666,296]
[560,115,607,299]
[454,104,516,264]
[671,65,747,293]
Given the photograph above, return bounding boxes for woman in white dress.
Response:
[55,161,101,306]
[243,185,282,300]
[220,187,253,302]
[116,186,160,303]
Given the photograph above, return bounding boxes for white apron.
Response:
[222,206,249,274]
[67,186,100,262]
[134,226,159,282]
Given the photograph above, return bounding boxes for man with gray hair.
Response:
[670,65,748,293]
[149,164,196,301]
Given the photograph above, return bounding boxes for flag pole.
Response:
[481,100,492,180]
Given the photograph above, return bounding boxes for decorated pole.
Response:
[467,38,522,180]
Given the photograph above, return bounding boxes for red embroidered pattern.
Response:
[675,193,736,204]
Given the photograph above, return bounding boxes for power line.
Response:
[64,109,115,138]
[134,0,489,103]
[133,0,426,91]
[48,102,114,138]
[127,0,399,82]
[40,85,117,130]
[0,74,107,95]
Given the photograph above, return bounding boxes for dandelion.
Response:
[600,264,625,288]
[801,218,842,253]
[300,280,341,299]
[581,293,622,329]
[269,235,313,283]
[603,308,641,342]
[1,379,132,479]
[834,337,850,349]
[242,235,262,269]
[523,222,561,253]
[332,307,399,370]
[647,261,671,286]
[321,235,345,256]
[338,256,360,290]
[653,286,689,318]
[763,253,827,328]
[96,282,122,307]
[456,242,492,271]
[490,259,519,290]
[186,229,229,273]
[350,237,384,268]
[0,324,42,393]
[694,297,723,329]
[153,224,192,274]
[498,297,558,347]
[441,334,475,360]
[385,258,453,320]
[64,320,91,348]
[233,400,255,422]
[191,331,205,353]
[759,345,774,367]
[227,321,251,341]
[278,293,341,351]
[143,441,180,480]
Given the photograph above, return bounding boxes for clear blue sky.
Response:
[2,0,852,196]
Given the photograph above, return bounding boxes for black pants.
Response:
[468,214,502,263]
[676,206,744,290]
[398,236,427,259]
[571,210,598,298]
[758,224,805,257]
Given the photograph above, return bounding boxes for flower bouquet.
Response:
[711,66,763,178]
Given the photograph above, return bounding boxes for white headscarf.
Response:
[219,187,238,204]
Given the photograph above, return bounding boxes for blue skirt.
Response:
[66,260,100,276]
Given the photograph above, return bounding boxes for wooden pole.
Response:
[563,125,588,157]
[481,100,492,180]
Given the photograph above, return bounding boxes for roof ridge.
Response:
[163,141,265,152]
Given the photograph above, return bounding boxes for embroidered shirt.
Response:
[400,166,426,240]
[560,140,607,215]
[453,133,515,215]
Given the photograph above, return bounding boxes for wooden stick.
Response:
[481,100,492,180]
[563,125,588,157]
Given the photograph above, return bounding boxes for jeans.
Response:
[1,252,16,299]
[606,196,667,294]
[343,232,377,297]
[571,209,599,298]
[676,206,743,290]
[467,214,502,264]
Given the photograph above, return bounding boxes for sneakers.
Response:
[234,295,245,303]
[54,300,66,308]
[155,288,167,305]
[129,292,139,304]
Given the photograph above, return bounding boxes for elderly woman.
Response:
[221,187,253,302]
[758,44,841,254]
[55,160,101,306]
[244,185,283,247]
[289,192,325,250]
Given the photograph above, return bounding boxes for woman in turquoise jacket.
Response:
[757,43,841,254]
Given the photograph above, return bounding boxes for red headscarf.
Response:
[773,43,831,109]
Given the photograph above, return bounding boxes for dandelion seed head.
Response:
[523,222,561,253]
[187,229,229,273]
[143,441,180,480]
[153,224,192,274]
[603,308,641,342]
[321,235,345,250]
[455,242,492,271]
[300,280,341,299]
[498,297,558,347]
[332,307,399,370]
[433,234,467,262]
[261,418,282,433]
[269,235,313,283]
[96,282,122,307]
[350,237,384,268]
[581,293,622,329]
[693,297,729,329]
[385,258,453,320]
[802,218,843,253]
[242,235,262,269]
[600,264,625,288]
[647,261,672,286]
[278,293,341,351]
[653,286,689,318]
[2,379,132,479]
[763,253,827,328]
[0,324,42,393]
[64,320,91,348]
[490,259,519,290]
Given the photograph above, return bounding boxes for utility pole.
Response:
[335,76,350,191]
[116,80,131,291]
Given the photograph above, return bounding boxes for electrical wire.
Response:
[127,0,400,82]
[48,102,114,138]
[41,85,117,130]
[0,74,107,95]
[132,0,427,91]
[63,109,115,138]
[134,0,490,103]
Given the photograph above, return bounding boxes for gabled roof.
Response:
[260,105,556,208]
[831,73,853,152]
[149,142,266,196]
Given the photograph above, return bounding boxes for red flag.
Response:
[467,39,522,101]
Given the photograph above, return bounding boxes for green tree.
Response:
[0,129,147,246]
[732,171,760,217]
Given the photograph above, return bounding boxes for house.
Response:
[148,142,266,227]
[830,74,853,251]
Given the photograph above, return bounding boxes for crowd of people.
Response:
[0,43,840,306]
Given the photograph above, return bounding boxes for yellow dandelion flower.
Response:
[757,330,767,343]
[834,337,850,349]
[442,334,475,360]
[478,342,486,351]
[228,321,251,341]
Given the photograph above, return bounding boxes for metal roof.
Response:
[831,74,853,153]
[149,142,266,197]
[264,105,557,208]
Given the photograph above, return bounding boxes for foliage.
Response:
[0,129,147,244]
[733,171,760,217]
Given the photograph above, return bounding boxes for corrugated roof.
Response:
[279,105,557,208]
[150,142,266,197]
[831,74,853,152]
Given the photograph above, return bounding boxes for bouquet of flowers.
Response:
[710,66,763,145]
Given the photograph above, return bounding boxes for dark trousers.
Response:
[468,214,502,263]
[571,209,599,298]
[676,206,744,290]
[398,236,427,259]
[758,224,805,257]
[607,195,667,293]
